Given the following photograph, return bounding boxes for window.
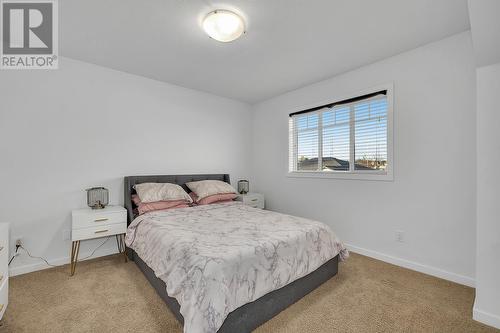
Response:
[288,86,393,180]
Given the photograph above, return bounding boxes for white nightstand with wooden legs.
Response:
[71,206,127,276]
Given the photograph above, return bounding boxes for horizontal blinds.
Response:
[289,93,388,172]
[353,98,388,171]
[321,106,350,171]
[295,113,319,171]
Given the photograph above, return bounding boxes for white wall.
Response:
[468,0,500,67]
[251,32,477,286]
[468,1,500,327]
[0,57,252,275]
[473,62,500,328]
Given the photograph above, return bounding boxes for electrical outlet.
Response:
[395,230,404,243]
[62,229,71,241]
[15,236,24,247]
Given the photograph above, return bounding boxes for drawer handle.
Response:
[94,218,109,222]
[250,199,258,202]
[94,229,109,234]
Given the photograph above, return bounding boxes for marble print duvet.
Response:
[125,202,348,333]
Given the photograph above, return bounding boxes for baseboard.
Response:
[473,307,500,329]
[9,241,476,287]
[345,243,475,287]
[9,246,119,277]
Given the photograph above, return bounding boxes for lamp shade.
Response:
[203,10,245,42]
[237,180,249,194]
[86,187,109,209]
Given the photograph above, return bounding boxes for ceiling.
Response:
[60,0,470,104]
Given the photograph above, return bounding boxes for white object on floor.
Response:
[70,206,127,275]
[0,223,9,320]
[235,192,265,209]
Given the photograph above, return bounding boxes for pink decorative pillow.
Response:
[132,194,141,205]
[132,194,189,215]
[190,192,237,205]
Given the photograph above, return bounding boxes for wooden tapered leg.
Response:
[116,234,127,263]
[115,234,120,252]
[69,242,74,275]
[70,240,80,276]
[122,234,128,262]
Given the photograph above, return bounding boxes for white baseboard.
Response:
[9,246,119,277]
[345,243,475,287]
[473,306,500,329]
[8,241,476,288]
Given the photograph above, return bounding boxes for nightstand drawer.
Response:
[0,278,7,320]
[245,197,261,204]
[0,270,6,288]
[0,250,7,287]
[71,223,126,241]
[72,211,126,229]
[0,244,7,272]
[236,193,265,209]
[0,223,8,320]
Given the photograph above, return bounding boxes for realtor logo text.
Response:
[1,0,58,69]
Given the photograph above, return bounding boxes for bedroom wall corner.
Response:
[473,62,500,329]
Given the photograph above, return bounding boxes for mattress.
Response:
[125,202,348,333]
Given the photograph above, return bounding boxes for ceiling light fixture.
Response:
[202,9,245,43]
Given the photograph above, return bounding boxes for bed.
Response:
[124,174,347,333]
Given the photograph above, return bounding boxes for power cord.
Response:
[18,245,57,267]
[7,243,20,266]
[8,237,112,267]
[78,237,110,261]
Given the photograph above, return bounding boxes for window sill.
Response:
[287,171,394,181]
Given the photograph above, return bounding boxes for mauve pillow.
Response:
[132,194,141,205]
[189,192,237,205]
[132,194,189,215]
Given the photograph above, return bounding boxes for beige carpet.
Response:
[1,253,497,333]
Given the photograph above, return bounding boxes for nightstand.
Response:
[0,223,8,321]
[235,193,265,209]
[71,205,127,276]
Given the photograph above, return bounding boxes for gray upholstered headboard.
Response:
[124,174,230,225]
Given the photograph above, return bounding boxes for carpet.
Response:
[1,253,497,332]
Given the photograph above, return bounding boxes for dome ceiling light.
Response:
[202,9,246,42]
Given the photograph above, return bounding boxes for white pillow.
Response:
[134,183,192,203]
[186,180,236,201]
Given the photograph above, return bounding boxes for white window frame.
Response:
[288,83,394,181]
